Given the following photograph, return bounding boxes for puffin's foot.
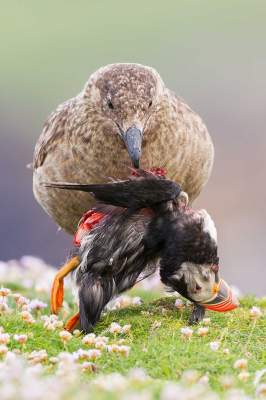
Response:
[50,256,80,314]
[189,304,205,325]
[65,312,80,332]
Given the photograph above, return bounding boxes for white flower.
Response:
[84,349,101,360]
[250,306,262,319]
[16,296,29,307]
[49,356,59,364]
[256,384,266,398]
[0,302,9,314]
[29,299,47,312]
[132,296,142,306]
[180,327,193,339]
[28,349,48,364]
[199,375,209,384]
[95,340,107,350]
[219,374,234,389]
[209,341,220,351]
[223,348,230,355]
[81,361,97,372]
[0,333,10,345]
[109,322,122,334]
[122,324,131,334]
[238,371,250,382]
[20,310,35,324]
[73,329,81,337]
[13,334,28,345]
[0,287,11,297]
[118,345,130,357]
[234,358,248,370]
[82,333,96,346]
[59,330,72,343]
[197,327,209,336]
[0,344,8,356]
[174,299,184,309]
[181,369,200,384]
[202,318,211,325]
[128,368,148,383]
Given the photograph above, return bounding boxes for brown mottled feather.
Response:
[33,63,214,233]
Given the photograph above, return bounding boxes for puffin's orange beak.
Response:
[200,279,239,312]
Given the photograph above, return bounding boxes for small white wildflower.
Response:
[197,327,209,337]
[49,356,59,364]
[16,296,29,307]
[109,322,122,334]
[12,293,21,301]
[0,344,8,356]
[128,368,148,383]
[202,317,211,325]
[82,333,96,346]
[256,384,266,398]
[29,299,47,312]
[118,345,130,357]
[223,348,230,355]
[209,341,220,351]
[219,374,234,389]
[73,329,81,337]
[132,296,142,306]
[0,333,10,345]
[0,302,9,314]
[13,334,28,345]
[174,299,184,309]
[20,310,35,324]
[81,361,97,372]
[28,349,48,364]
[0,287,11,297]
[95,340,107,350]
[73,349,92,361]
[234,358,248,370]
[180,327,193,339]
[96,336,109,343]
[181,369,200,384]
[238,371,250,382]
[86,349,101,360]
[199,375,209,385]
[122,324,131,334]
[250,306,262,319]
[59,330,72,343]
[107,344,120,353]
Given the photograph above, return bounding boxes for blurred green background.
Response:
[0,1,265,294]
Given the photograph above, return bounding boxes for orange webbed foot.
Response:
[50,256,80,314]
[65,312,80,331]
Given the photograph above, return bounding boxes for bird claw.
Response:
[189,304,205,325]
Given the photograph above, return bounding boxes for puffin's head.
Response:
[161,209,239,312]
[83,63,165,168]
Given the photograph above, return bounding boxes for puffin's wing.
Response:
[43,175,182,209]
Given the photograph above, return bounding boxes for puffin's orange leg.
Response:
[65,312,80,332]
[50,256,80,314]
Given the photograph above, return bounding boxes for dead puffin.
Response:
[44,170,238,332]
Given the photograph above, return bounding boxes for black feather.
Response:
[43,174,181,210]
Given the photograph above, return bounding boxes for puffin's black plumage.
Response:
[45,170,219,332]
